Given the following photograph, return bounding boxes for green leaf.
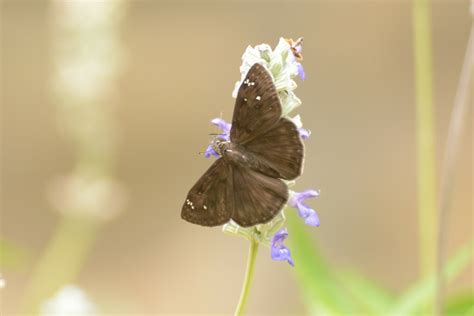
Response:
[286,211,357,315]
[340,270,396,314]
[444,291,474,316]
[390,238,473,315]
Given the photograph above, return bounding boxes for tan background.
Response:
[1,0,472,314]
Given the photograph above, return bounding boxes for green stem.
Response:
[21,216,100,313]
[234,238,259,316]
[413,0,437,277]
[413,0,437,313]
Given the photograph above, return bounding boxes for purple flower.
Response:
[296,62,305,81]
[204,118,231,158]
[288,52,305,81]
[204,145,219,159]
[288,190,320,226]
[211,118,231,140]
[298,127,311,140]
[271,228,294,266]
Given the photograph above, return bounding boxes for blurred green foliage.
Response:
[287,213,473,316]
[444,292,474,316]
[0,239,28,270]
[287,2,473,315]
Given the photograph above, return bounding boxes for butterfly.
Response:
[182,63,304,227]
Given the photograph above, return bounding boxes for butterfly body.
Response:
[182,63,304,228]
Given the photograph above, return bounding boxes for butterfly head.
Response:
[212,137,230,157]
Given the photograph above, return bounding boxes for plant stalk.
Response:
[413,0,438,288]
[234,238,259,316]
[434,19,474,316]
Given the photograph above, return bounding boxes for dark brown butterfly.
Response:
[181,63,304,227]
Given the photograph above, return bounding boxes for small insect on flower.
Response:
[285,37,305,81]
[181,63,304,228]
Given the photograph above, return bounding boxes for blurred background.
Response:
[1,0,472,315]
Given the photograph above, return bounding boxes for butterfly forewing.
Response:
[231,163,288,227]
[245,118,304,180]
[181,159,234,226]
[230,63,282,144]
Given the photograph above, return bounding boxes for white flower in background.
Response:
[0,274,6,288]
[53,0,125,103]
[48,174,127,221]
[41,285,96,316]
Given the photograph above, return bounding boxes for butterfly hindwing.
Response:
[231,163,288,227]
[181,159,234,227]
[230,63,282,144]
[244,117,304,180]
